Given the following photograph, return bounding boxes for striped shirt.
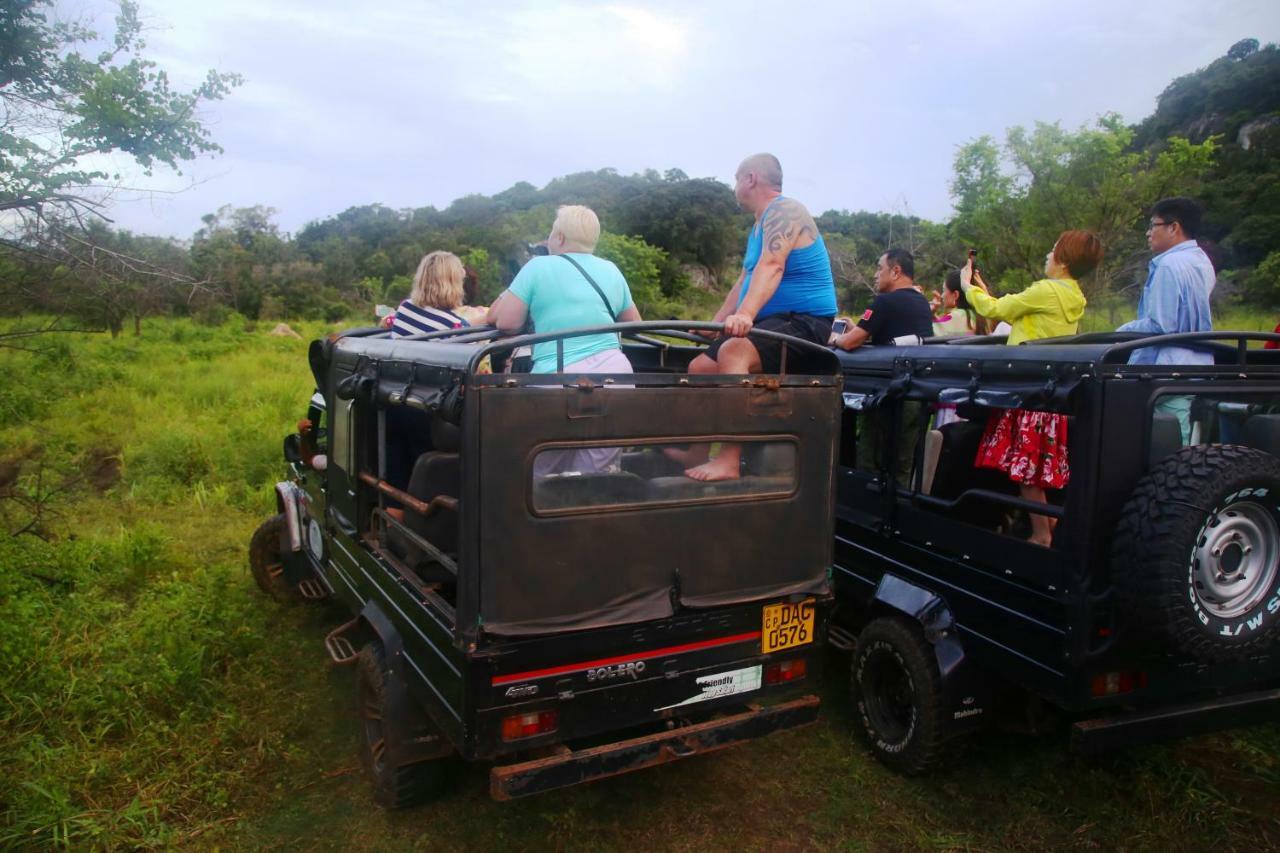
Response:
[390,300,469,339]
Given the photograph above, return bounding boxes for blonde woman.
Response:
[390,250,469,338]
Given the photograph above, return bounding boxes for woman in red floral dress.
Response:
[963,231,1104,546]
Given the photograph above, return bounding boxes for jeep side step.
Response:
[297,577,329,600]
[1071,686,1280,755]
[828,624,856,653]
[324,618,360,665]
[489,695,820,800]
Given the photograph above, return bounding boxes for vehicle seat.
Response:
[621,449,684,479]
[929,419,1019,528]
[388,415,461,581]
[1149,413,1183,466]
[1243,414,1280,458]
[533,472,647,510]
[920,429,943,494]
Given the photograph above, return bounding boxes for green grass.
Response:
[1,316,1278,850]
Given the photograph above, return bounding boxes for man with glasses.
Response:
[1118,196,1216,441]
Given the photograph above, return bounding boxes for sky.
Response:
[72,0,1280,238]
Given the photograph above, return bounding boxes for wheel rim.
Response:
[1193,499,1280,619]
[863,651,916,744]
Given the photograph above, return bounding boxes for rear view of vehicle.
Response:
[829,331,1280,773]
[250,321,841,803]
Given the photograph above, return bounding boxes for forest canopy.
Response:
[2,34,1278,335]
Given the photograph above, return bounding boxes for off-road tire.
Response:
[851,617,948,775]
[1112,445,1280,663]
[356,643,450,808]
[248,514,298,602]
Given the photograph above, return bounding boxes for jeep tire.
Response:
[851,617,948,775]
[1113,445,1280,663]
[248,514,299,602]
[356,643,450,808]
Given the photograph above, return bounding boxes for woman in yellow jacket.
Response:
[960,230,1103,546]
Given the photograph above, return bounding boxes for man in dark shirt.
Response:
[832,249,934,349]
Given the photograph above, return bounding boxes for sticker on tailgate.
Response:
[655,665,762,711]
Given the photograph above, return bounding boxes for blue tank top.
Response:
[738,196,838,319]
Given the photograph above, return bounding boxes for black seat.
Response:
[1150,413,1183,466]
[387,414,462,581]
[1244,414,1280,457]
[929,418,1019,529]
[533,472,647,510]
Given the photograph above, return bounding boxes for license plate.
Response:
[761,598,815,654]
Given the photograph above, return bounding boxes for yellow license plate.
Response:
[761,598,816,654]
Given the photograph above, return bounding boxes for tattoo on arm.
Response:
[762,199,818,255]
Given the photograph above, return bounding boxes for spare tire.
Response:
[1113,444,1280,662]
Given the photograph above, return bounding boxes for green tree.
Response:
[595,232,667,314]
[0,0,241,217]
[951,116,1217,306]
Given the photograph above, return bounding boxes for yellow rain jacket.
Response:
[962,277,1087,345]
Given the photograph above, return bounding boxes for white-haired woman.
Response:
[488,205,642,475]
[488,205,641,372]
[390,250,469,338]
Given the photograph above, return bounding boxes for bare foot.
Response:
[1027,532,1053,547]
[685,456,741,482]
[664,446,709,468]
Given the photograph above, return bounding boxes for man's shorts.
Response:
[705,312,834,374]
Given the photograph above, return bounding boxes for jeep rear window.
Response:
[530,439,798,514]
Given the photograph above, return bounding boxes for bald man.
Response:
[676,153,838,481]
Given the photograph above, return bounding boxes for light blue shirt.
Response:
[508,253,634,373]
[1117,240,1215,365]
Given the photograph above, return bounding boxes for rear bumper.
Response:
[1070,687,1280,755]
[490,695,819,800]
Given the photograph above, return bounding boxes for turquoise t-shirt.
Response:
[507,253,635,373]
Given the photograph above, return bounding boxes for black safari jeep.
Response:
[832,330,1280,773]
[249,321,841,803]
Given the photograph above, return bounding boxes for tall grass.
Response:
[0,317,327,848]
[1,316,1277,850]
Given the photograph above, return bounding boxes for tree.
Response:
[0,0,241,218]
[1228,38,1260,62]
[951,116,1217,307]
[595,232,667,315]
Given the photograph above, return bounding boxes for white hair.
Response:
[551,205,601,253]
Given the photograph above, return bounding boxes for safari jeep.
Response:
[248,321,841,804]
[831,330,1280,773]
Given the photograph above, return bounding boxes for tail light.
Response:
[501,710,558,741]
[1090,671,1148,697]
[764,659,807,685]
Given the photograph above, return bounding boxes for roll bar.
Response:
[1099,331,1280,365]
[391,320,842,376]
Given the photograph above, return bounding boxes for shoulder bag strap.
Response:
[559,254,617,319]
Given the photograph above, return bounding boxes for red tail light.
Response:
[501,710,558,741]
[1090,671,1148,697]
[764,659,807,685]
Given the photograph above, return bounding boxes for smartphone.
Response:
[968,248,979,274]
[832,318,850,335]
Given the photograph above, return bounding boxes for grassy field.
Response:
[1,316,1278,850]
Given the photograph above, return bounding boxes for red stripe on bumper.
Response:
[491,630,762,686]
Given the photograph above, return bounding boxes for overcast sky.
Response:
[82,0,1280,238]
